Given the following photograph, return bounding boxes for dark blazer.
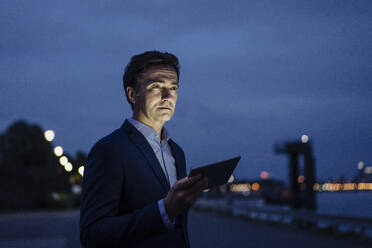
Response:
[80,120,189,248]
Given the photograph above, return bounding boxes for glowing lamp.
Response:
[252,182,260,191]
[59,156,68,166]
[301,134,309,143]
[78,166,84,176]
[65,162,73,172]
[44,130,55,142]
[297,175,305,184]
[54,146,63,157]
[260,170,270,180]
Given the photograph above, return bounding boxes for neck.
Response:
[132,114,164,135]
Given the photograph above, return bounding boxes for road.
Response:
[0,209,369,248]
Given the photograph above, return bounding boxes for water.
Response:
[317,191,372,218]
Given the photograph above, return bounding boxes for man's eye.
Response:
[152,84,160,89]
[171,86,179,90]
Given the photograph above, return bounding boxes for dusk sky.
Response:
[1,0,371,182]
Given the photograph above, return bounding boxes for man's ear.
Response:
[126,86,136,105]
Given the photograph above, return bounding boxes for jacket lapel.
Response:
[121,120,170,193]
[169,139,186,180]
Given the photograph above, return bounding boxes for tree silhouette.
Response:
[0,120,70,210]
[2,121,50,168]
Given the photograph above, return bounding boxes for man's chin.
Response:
[157,113,173,122]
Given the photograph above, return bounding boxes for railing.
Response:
[194,198,372,239]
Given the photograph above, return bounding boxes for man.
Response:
[80,51,208,248]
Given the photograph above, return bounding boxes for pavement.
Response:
[0,210,80,248]
[0,209,369,248]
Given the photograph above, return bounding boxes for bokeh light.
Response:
[252,182,260,191]
[260,170,270,180]
[54,146,63,157]
[78,166,84,176]
[297,175,305,183]
[65,162,73,172]
[301,134,309,143]
[59,156,68,166]
[358,161,364,170]
[228,175,235,183]
[364,166,372,174]
[44,130,55,142]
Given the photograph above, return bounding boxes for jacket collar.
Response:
[168,139,186,180]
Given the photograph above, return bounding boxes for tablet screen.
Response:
[188,156,241,188]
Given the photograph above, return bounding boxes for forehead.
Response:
[140,64,178,83]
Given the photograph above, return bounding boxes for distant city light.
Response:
[252,182,260,191]
[301,135,309,143]
[59,156,68,166]
[313,183,320,191]
[297,175,305,184]
[219,185,227,192]
[72,185,81,194]
[315,182,372,192]
[54,146,63,157]
[228,175,235,183]
[343,183,356,191]
[44,130,55,142]
[228,181,372,194]
[364,166,372,174]
[52,192,60,201]
[65,162,73,172]
[260,171,270,180]
[358,183,372,191]
[358,161,365,170]
[230,183,250,193]
[78,166,84,176]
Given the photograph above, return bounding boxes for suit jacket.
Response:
[80,120,190,248]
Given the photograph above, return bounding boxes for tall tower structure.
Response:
[275,140,316,211]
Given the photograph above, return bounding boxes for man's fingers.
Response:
[179,177,208,198]
[174,175,202,190]
[191,177,208,191]
[164,177,208,217]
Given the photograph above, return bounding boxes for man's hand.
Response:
[163,175,208,220]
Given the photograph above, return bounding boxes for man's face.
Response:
[128,64,179,127]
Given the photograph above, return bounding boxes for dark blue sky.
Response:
[1,0,371,182]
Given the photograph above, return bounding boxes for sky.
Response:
[1,0,371,182]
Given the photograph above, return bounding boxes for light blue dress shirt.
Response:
[128,118,177,228]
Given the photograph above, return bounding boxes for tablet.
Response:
[188,156,241,188]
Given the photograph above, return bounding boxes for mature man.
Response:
[80,51,207,248]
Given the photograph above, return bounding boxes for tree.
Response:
[0,120,70,210]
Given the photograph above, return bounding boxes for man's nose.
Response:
[161,88,171,100]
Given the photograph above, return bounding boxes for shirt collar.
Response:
[128,118,170,142]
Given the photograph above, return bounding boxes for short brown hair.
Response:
[123,51,180,108]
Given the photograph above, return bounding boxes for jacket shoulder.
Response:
[88,125,129,155]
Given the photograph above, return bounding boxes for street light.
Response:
[65,162,73,172]
[54,146,63,157]
[301,134,309,143]
[59,156,68,166]
[44,130,55,142]
[78,166,84,176]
